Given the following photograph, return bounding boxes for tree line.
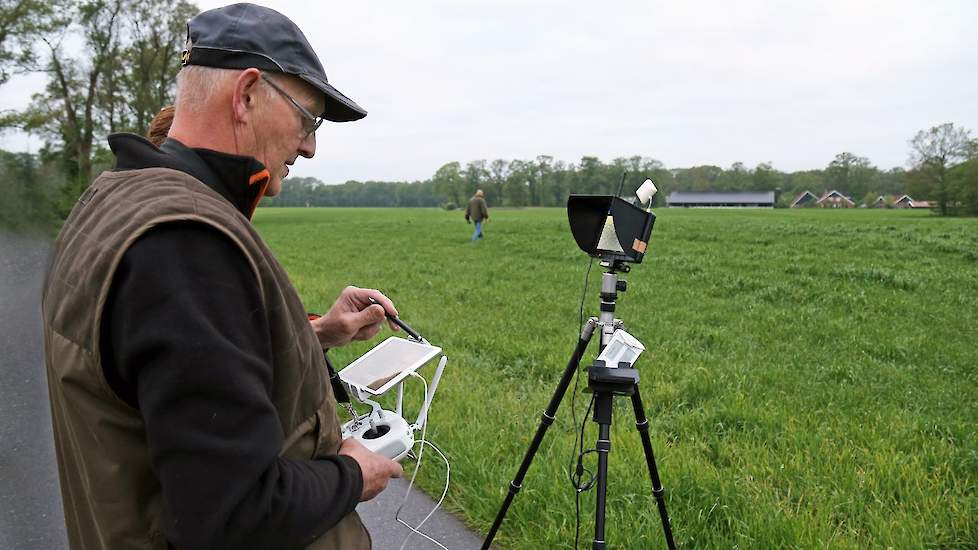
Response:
[269,130,978,216]
[2,0,977,233]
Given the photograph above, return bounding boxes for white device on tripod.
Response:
[596,329,645,368]
[339,336,447,462]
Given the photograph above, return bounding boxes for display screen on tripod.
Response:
[567,195,656,264]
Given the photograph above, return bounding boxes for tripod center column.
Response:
[599,272,623,348]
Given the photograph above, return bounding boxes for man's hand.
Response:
[311,287,399,348]
[338,438,403,501]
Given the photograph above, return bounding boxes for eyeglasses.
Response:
[260,72,324,136]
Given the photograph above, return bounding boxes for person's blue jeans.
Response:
[471,220,483,241]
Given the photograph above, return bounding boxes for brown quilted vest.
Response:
[41,167,370,549]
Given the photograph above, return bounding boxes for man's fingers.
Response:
[360,289,398,319]
[351,307,385,339]
[344,286,400,320]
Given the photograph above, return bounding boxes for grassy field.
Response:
[254,206,978,549]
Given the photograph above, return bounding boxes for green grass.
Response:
[254,207,978,549]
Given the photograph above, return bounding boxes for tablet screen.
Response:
[339,337,441,393]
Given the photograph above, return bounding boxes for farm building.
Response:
[815,190,855,208]
[667,191,775,208]
[790,190,819,208]
[893,195,933,209]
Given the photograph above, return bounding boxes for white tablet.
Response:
[339,336,442,396]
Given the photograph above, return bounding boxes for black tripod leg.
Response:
[631,387,676,550]
[591,393,614,550]
[481,320,597,550]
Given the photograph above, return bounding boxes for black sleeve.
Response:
[101,222,363,550]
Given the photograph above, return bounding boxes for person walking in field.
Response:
[465,188,490,241]
[41,3,403,549]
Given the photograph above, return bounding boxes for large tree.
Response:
[487,159,508,206]
[825,152,877,199]
[54,0,123,195]
[948,157,978,216]
[432,161,463,206]
[907,123,976,215]
[10,0,195,213]
[0,0,64,86]
[504,159,532,206]
[108,0,196,133]
[752,162,782,191]
[462,159,488,201]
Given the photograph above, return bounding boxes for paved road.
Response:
[0,233,484,550]
[0,234,66,550]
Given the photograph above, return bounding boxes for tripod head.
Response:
[599,257,631,274]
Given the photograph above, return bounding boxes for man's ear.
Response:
[232,68,263,122]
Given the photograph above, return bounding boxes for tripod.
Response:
[482,261,675,550]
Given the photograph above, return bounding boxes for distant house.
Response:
[790,190,819,208]
[894,195,914,208]
[815,190,855,208]
[894,195,933,209]
[666,191,775,208]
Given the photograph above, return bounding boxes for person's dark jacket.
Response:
[465,195,489,223]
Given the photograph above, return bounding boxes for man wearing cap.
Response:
[41,4,400,549]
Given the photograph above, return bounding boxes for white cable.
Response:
[398,372,437,547]
[396,440,451,550]
[395,372,451,550]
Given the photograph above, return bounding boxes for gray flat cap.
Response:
[182,3,367,122]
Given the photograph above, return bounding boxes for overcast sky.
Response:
[2,0,977,183]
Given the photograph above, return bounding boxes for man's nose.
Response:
[298,131,316,159]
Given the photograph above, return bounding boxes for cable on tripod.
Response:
[572,394,598,550]
[568,256,594,457]
[567,257,598,550]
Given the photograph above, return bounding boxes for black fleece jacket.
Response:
[99,134,363,550]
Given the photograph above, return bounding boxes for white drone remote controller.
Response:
[339,338,447,462]
[341,404,416,462]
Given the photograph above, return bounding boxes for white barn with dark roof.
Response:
[666,191,775,208]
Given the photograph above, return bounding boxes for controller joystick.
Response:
[363,424,390,439]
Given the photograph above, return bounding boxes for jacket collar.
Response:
[107,133,270,219]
